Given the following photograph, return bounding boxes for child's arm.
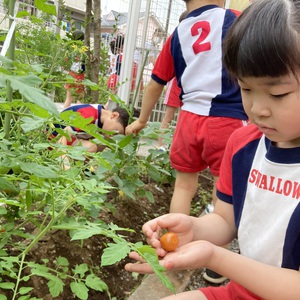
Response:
[210,246,300,300]
[126,199,300,300]
[125,79,164,135]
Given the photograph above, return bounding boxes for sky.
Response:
[101,0,186,35]
[101,0,129,15]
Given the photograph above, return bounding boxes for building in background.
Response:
[0,0,86,33]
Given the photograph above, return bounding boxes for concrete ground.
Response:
[127,269,198,300]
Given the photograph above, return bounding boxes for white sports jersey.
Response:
[217,124,300,271]
[152,5,247,120]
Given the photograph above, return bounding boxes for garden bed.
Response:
[2,172,213,299]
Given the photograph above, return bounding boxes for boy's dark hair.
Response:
[110,35,125,55]
[113,106,130,129]
[72,30,84,41]
[223,0,300,79]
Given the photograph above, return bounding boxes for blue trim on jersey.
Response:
[216,190,232,204]
[97,105,103,128]
[188,5,219,18]
[283,203,300,270]
[63,104,92,112]
[151,73,167,85]
[265,138,300,163]
[170,30,185,93]
[231,138,260,228]
[208,8,245,119]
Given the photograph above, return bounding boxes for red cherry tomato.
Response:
[160,232,179,252]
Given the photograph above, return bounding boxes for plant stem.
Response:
[12,198,76,300]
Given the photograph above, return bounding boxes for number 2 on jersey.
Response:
[191,21,211,54]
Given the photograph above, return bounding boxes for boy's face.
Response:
[238,71,300,148]
[102,114,125,136]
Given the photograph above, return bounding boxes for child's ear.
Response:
[111,112,120,119]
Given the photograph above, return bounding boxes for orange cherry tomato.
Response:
[160,232,179,252]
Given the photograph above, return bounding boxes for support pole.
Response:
[4,0,16,139]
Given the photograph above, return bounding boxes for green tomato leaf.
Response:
[0,282,15,289]
[0,178,19,196]
[118,134,133,149]
[147,166,161,182]
[25,102,51,118]
[145,190,155,203]
[34,0,57,15]
[85,274,108,292]
[70,281,88,300]
[56,256,69,267]
[20,116,46,132]
[30,267,64,297]
[0,73,59,116]
[47,279,64,298]
[19,287,33,295]
[20,162,58,179]
[143,252,176,294]
[73,264,88,278]
[137,245,157,256]
[101,242,130,266]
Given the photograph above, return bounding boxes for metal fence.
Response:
[104,0,253,123]
[104,0,186,123]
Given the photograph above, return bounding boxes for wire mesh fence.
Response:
[102,0,186,123]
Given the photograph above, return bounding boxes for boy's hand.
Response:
[142,213,195,257]
[125,240,216,274]
[125,119,147,135]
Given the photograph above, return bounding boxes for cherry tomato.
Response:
[160,232,179,252]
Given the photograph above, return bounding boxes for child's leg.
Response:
[161,290,207,300]
[169,171,198,214]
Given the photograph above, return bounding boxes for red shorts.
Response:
[164,78,182,108]
[170,111,246,175]
[200,281,263,300]
[64,71,85,94]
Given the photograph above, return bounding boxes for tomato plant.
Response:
[160,232,179,252]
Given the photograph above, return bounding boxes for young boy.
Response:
[51,104,130,168]
[125,0,300,299]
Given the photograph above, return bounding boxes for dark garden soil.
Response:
[2,171,215,300]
